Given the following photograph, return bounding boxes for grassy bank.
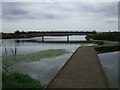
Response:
[3,49,67,71]
[2,72,44,88]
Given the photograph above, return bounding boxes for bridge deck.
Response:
[47,47,109,88]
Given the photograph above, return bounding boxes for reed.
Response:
[3,46,17,73]
[10,46,17,55]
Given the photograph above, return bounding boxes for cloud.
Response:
[3,2,118,20]
[2,2,29,21]
[2,2,117,21]
[2,2,118,32]
[0,2,2,32]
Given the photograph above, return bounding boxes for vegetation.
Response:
[2,47,17,73]
[86,32,120,42]
[1,30,39,39]
[1,30,96,39]
[3,49,67,73]
[2,72,44,88]
[2,33,30,39]
[2,48,67,88]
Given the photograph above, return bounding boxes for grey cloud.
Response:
[75,2,118,17]
[74,2,118,23]
[2,2,28,15]
[2,2,29,20]
[2,2,118,33]
[4,8,27,15]
[2,2,118,22]
[2,2,80,21]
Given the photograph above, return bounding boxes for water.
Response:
[2,35,93,55]
[2,35,95,85]
[98,51,119,88]
[12,53,72,84]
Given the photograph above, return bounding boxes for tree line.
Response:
[86,32,120,42]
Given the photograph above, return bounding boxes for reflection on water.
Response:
[98,51,119,88]
[32,35,86,41]
[11,52,73,85]
[2,35,86,45]
[2,36,94,55]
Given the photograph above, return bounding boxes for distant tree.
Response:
[92,30,97,34]
[14,30,20,35]
[21,31,26,34]
[86,32,120,42]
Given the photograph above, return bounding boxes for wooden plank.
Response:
[47,47,109,88]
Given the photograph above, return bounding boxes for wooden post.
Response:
[42,36,44,42]
[67,35,69,42]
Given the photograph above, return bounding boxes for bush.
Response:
[86,32,120,42]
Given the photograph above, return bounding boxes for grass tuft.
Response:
[2,72,44,88]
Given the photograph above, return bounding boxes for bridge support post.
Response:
[42,36,44,42]
[67,35,69,42]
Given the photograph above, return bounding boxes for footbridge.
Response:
[46,44,120,88]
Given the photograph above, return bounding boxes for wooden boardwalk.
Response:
[47,47,109,88]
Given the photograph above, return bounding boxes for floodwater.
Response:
[2,35,95,85]
[98,51,119,88]
[2,35,92,56]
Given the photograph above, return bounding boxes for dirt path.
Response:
[47,47,109,88]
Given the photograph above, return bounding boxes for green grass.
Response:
[2,72,44,88]
[3,49,67,69]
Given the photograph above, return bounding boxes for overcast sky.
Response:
[2,2,118,32]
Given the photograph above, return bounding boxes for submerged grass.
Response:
[2,72,44,88]
[2,49,67,88]
[3,49,67,69]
